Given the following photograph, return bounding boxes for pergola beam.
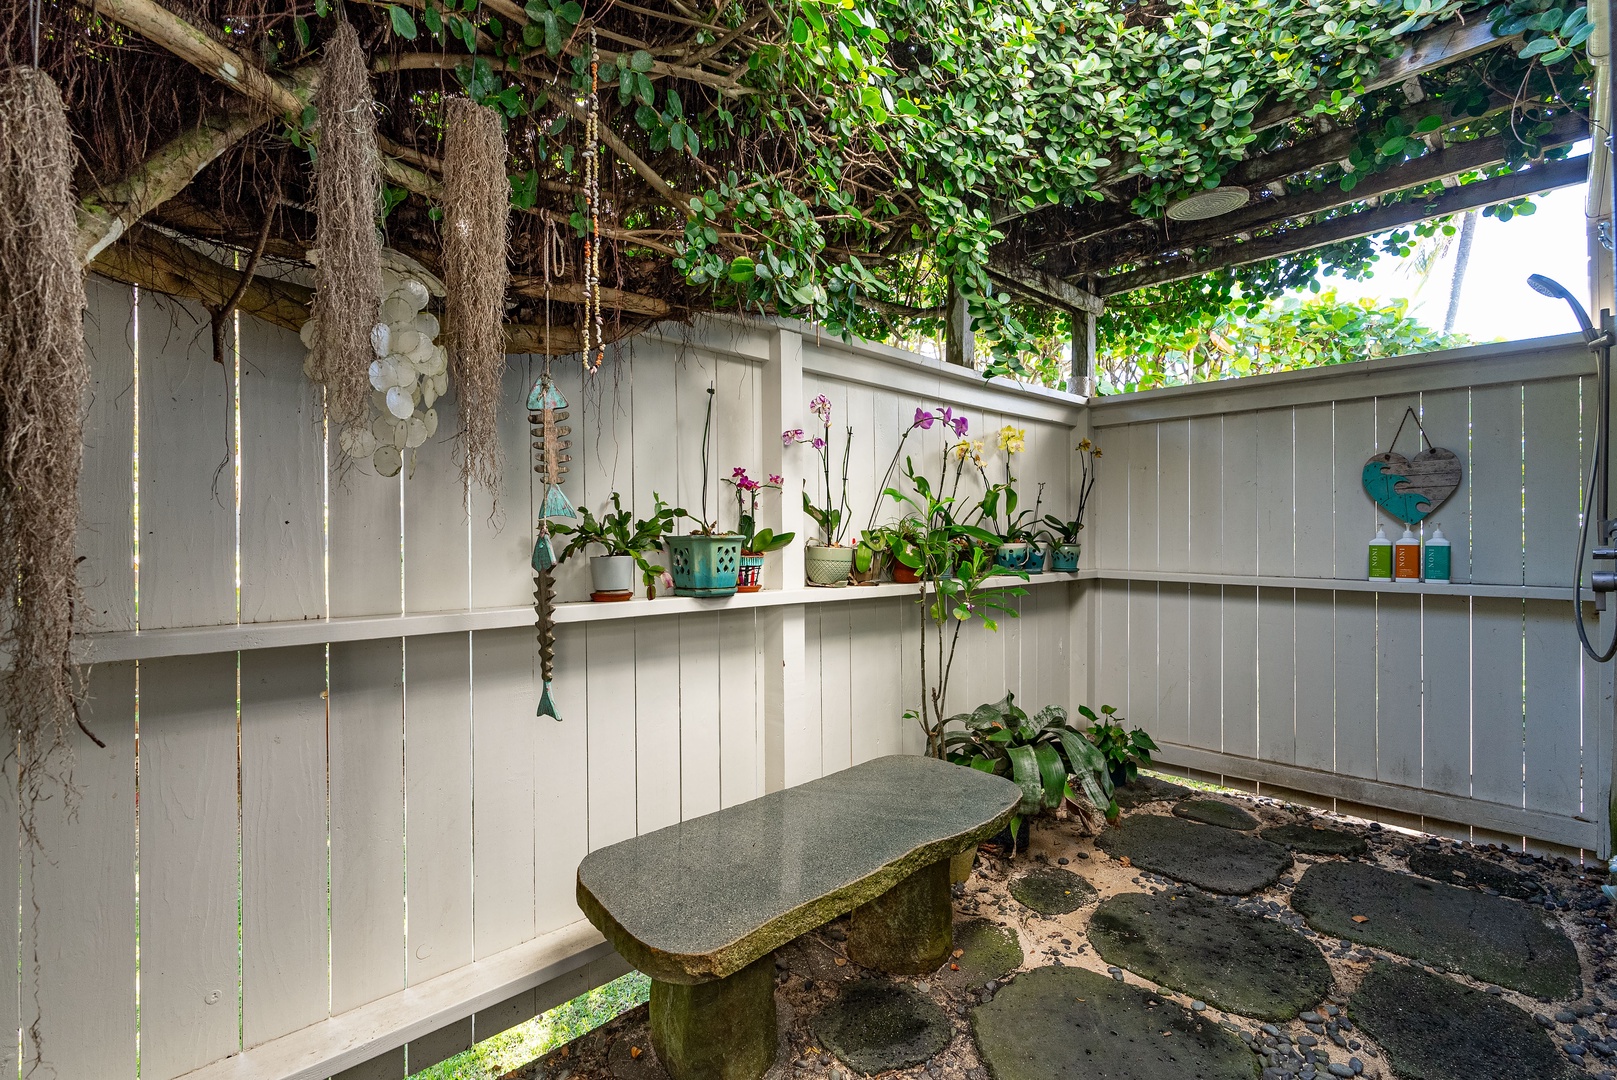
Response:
[985,259,1104,315]
[1097,154,1589,295]
[1067,113,1587,278]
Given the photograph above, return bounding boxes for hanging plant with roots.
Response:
[309,20,382,429]
[0,67,92,836]
[441,96,510,493]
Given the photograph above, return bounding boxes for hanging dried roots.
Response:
[310,21,382,428]
[442,97,510,493]
[0,68,90,838]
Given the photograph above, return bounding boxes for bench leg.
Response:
[845,857,952,975]
[649,953,777,1080]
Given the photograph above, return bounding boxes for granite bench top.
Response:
[576,755,1021,983]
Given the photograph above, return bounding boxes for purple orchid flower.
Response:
[951,415,968,437]
[913,408,935,430]
[809,394,833,425]
[782,428,806,446]
[768,474,783,485]
[812,437,826,450]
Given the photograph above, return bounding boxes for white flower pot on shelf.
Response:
[590,554,637,600]
[804,544,855,586]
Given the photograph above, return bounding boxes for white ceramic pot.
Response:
[804,544,855,586]
[590,554,637,598]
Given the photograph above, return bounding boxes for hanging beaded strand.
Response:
[582,26,604,372]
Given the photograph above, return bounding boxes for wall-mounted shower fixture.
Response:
[1527,275,1617,661]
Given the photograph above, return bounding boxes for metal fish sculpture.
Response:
[529,376,575,720]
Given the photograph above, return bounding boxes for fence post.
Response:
[763,327,808,791]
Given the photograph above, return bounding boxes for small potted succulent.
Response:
[725,467,793,592]
[1043,437,1100,572]
[666,386,744,597]
[553,492,682,600]
[786,393,857,586]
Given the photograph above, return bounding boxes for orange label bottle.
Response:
[1394,526,1421,581]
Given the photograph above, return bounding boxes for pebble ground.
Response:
[514,782,1617,1080]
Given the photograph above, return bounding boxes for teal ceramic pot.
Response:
[994,542,1029,571]
[1024,543,1045,574]
[1051,543,1080,572]
[664,534,743,597]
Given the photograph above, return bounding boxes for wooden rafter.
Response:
[1097,154,1589,295]
[984,259,1104,315]
[1064,112,1588,279]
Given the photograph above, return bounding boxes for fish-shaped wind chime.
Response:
[529,375,575,720]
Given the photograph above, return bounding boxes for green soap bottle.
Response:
[1423,524,1451,583]
[1367,524,1392,580]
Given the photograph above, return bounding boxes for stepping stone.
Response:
[1112,774,1191,810]
[1096,814,1293,894]
[948,918,1022,982]
[1008,867,1098,915]
[811,981,951,1073]
[1088,890,1333,1021]
[1350,960,1581,1080]
[1407,848,1542,899]
[1173,798,1260,831]
[1259,822,1368,857]
[1291,861,1581,999]
[972,966,1256,1080]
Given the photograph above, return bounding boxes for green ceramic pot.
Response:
[1051,543,1080,572]
[664,534,743,597]
[804,544,855,586]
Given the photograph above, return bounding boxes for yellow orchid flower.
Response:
[997,425,1026,455]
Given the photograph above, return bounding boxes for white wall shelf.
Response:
[81,572,1076,663]
[1078,568,1577,603]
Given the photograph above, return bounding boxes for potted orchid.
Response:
[785,393,856,586]
[853,405,969,583]
[1041,437,1101,572]
[665,386,744,597]
[725,467,793,592]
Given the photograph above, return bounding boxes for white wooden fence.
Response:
[1079,334,1612,856]
[32,286,1616,1080]
[32,282,1081,1080]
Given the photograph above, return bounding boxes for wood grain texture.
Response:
[79,277,137,633]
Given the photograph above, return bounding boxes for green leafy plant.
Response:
[944,692,1115,844]
[1080,705,1159,789]
[553,492,685,589]
[886,444,1028,756]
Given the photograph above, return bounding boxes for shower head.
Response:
[1527,274,1599,341]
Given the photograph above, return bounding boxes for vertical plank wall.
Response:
[1083,336,1609,854]
[32,289,1084,1080]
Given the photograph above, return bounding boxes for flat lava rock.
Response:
[1172,798,1261,831]
[1088,890,1333,1021]
[947,918,1023,983]
[1349,960,1581,1080]
[971,965,1256,1080]
[811,981,951,1073]
[1291,861,1580,999]
[1259,822,1368,857]
[1112,774,1192,810]
[1096,813,1293,895]
[1008,866,1098,915]
[1406,848,1542,899]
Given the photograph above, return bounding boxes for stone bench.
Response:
[576,755,1021,1080]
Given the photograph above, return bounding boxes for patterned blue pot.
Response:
[1024,543,1045,574]
[664,534,742,597]
[994,542,1031,571]
[1051,543,1080,572]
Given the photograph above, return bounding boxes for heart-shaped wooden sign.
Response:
[1361,448,1462,525]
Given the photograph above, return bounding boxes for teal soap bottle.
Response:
[1423,524,1451,583]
